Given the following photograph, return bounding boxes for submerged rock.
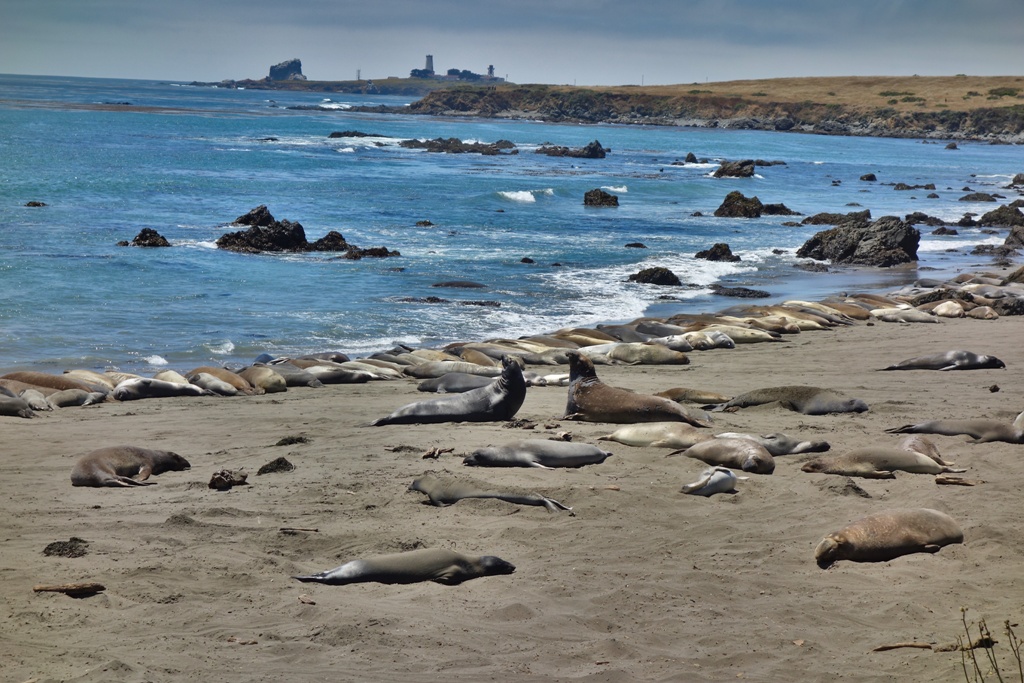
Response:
[628,267,681,286]
[695,243,741,262]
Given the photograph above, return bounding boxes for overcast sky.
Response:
[2,0,1022,86]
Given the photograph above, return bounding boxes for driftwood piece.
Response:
[33,582,105,597]
[871,642,933,652]
[935,475,985,486]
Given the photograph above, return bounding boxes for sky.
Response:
[2,0,1022,86]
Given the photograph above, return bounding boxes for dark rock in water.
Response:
[416,220,434,227]
[763,202,800,216]
[628,267,681,286]
[860,173,877,182]
[932,227,959,235]
[310,231,350,251]
[25,200,47,207]
[339,245,401,259]
[328,130,379,138]
[624,242,647,249]
[43,537,89,558]
[269,58,305,81]
[971,244,1019,258]
[945,142,959,150]
[957,214,978,227]
[801,209,872,226]
[755,159,787,167]
[401,296,449,304]
[218,206,398,255]
[713,159,755,178]
[714,191,763,218]
[794,261,829,272]
[709,284,770,298]
[695,243,741,262]
[684,152,698,163]
[1004,225,1024,248]
[431,281,487,289]
[981,204,1024,229]
[960,192,998,202]
[537,139,608,158]
[796,215,919,267]
[234,205,277,227]
[119,227,171,247]
[399,137,517,155]
[257,457,295,475]
[460,300,501,307]
[584,188,618,207]
[1008,173,1024,187]
[904,212,945,227]
[893,182,936,191]
[520,257,535,263]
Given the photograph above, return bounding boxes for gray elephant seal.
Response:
[417,372,496,393]
[372,356,526,426]
[655,387,732,405]
[815,508,964,568]
[409,473,571,511]
[465,439,612,469]
[800,447,966,478]
[564,351,711,427]
[113,377,211,401]
[681,466,747,496]
[188,372,239,396]
[886,414,1024,444]
[292,548,516,586]
[880,350,1006,371]
[70,445,191,487]
[706,385,869,415]
[598,422,713,449]
[47,388,106,408]
[672,437,775,474]
[0,393,36,418]
[715,432,830,456]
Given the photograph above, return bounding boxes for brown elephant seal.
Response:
[563,351,711,427]
[815,508,964,568]
[237,365,288,393]
[681,466,747,496]
[417,372,497,393]
[886,414,1024,444]
[598,422,713,449]
[47,388,106,407]
[187,372,240,396]
[715,432,831,456]
[292,548,515,586]
[187,366,265,394]
[409,473,571,511]
[898,434,953,466]
[464,439,612,469]
[880,350,1005,371]
[113,377,211,400]
[70,445,191,487]
[706,385,869,415]
[672,437,775,474]
[800,447,966,478]
[372,355,526,426]
[655,387,732,405]
[1,371,103,393]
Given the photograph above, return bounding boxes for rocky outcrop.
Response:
[584,189,618,207]
[628,267,681,286]
[537,140,608,158]
[801,210,872,226]
[979,204,1024,228]
[118,228,171,247]
[713,191,798,218]
[217,206,399,257]
[796,215,919,267]
[960,192,998,202]
[269,59,306,81]
[399,137,517,155]
[713,160,755,178]
[709,284,770,298]
[695,243,741,262]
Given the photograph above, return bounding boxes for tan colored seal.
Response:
[708,385,868,415]
[292,548,516,586]
[815,508,963,568]
[187,366,262,395]
[409,473,571,511]
[886,413,1024,444]
[598,422,712,449]
[800,447,965,478]
[1,371,99,393]
[672,437,775,474]
[70,445,191,487]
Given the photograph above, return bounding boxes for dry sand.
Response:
[3,298,1023,682]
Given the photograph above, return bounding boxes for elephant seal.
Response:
[464,439,612,469]
[706,385,868,415]
[188,372,240,396]
[188,366,265,394]
[402,361,503,380]
[898,434,953,466]
[800,447,966,479]
[886,413,1024,444]
[871,307,939,324]
[815,508,963,568]
[563,351,711,427]
[292,548,515,586]
[237,365,288,393]
[256,361,329,387]
[372,356,526,426]
[47,388,106,407]
[1,371,102,393]
[598,422,712,449]
[70,445,191,487]
[409,473,571,511]
[0,393,36,418]
[113,377,211,400]
[880,350,1006,371]
[580,341,690,365]
[655,387,732,405]
[17,388,52,411]
[681,466,747,496]
[417,372,495,393]
[672,437,775,474]
[715,432,831,456]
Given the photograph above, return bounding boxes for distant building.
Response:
[410,55,504,83]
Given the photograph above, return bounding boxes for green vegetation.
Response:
[751,91,768,97]
[687,89,712,94]
[901,96,926,103]
[988,87,1021,98]
[880,90,915,97]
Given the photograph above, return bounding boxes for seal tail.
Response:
[292,574,327,584]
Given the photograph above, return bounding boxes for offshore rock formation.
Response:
[398,137,517,155]
[714,191,800,218]
[628,267,681,286]
[797,215,920,267]
[537,140,609,158]
[269,59,306,81]
[118,228,171,248]
[584,189,619,207]
[217,206,399,258]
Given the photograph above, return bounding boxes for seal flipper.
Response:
[539,496,572,512]
[109,476,156,487]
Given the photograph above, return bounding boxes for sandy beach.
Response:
[3,278,1023,683]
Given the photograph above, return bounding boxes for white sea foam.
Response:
[336,147,355,153]
[206,341,235,355]
[602,185,628,193]
[144,355,168,366]
[498,190,538,203]
[917,235,1002,253]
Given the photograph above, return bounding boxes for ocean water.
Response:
[0,73,1019,373]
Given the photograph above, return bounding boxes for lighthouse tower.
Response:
[425,55,434,75]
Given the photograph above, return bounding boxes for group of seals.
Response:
[815,508,964,568]
[292,548,516,586]
[70,445,191,487]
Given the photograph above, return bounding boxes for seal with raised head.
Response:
[880,350,1006,371]
[292,548,515,586]
[680,466,747,496]
[715,432,830,456]
[886,412,1024,444]
[598,422,712,449]
[372,355,527,426]
[706,385,868,415]
[800,447,966,479]
[815,508,964,568]
[563,351,711,427]
[465,439,612,469]
[409,473,571,511]
[70,445,191,487]
[672,437,775,474]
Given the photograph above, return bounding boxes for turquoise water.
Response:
[0,74,1018,372]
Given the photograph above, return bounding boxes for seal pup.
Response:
[598,422,713,449]
[886,412,1024,444]
[898,434,954,466]
[47,388,106,407]
[409,473,571,511]
[17,388,53,411]
[880,350,1006,371]
[800,447,966,478]
[292,548,515,586]
[402,361,504,380]
[372,355,526,426]
[671,437,775,474]
[563,351,711,427]
[681,466,748,496]
[113,377,211,401]
[815,508,964,568]
[715,432,831,456]
[705,385,868,415]
[70,445,191,487]
[464,439,612,469]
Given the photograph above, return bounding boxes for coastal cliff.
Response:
[396,77,1024,142]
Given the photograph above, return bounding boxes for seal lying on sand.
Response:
[672,437,775,474]
[715,432,830,456]
[880,350,1006,371]
[464,439,612,469]
[705,385,869,415]
[563,351,711,427]
[886,411,1024,444]
[113,377,211,401]
[800,447,966,478]
[680,466,747,497]
[292,548,516,586]
[598,422,712,449]
[372,356,526,426]
[0,392,36,418]
[70,445,191,487]
[409,473,571,511]
[815,508,963,568]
